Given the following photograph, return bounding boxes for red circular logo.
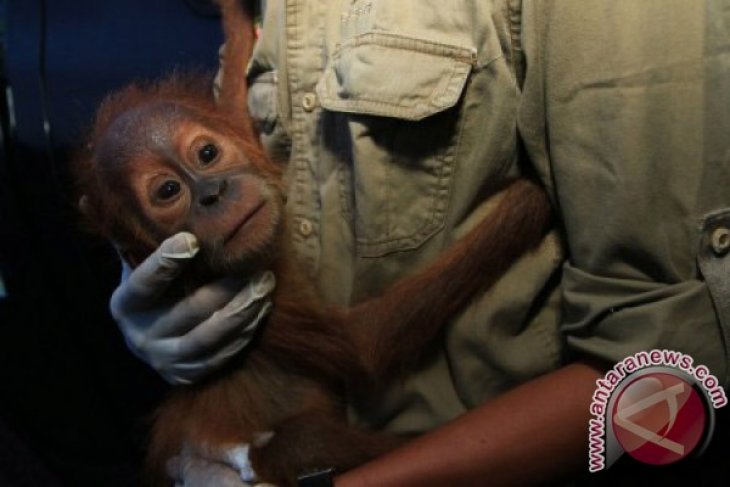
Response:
[611,371,707,465]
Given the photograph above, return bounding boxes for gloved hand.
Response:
[167,442,276,487]
[110,232,276,385]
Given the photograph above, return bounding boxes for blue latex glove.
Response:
[110,232,275,384]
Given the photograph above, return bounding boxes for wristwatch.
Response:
[297,468,336,487]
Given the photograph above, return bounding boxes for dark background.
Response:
[0,1,222,485]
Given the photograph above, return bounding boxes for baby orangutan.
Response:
[73,0,553,485]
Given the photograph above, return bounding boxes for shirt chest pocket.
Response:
[316,31,476,257]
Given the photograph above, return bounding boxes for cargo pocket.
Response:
[316,32,476,257]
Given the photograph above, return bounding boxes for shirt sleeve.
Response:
[518,0,730,384]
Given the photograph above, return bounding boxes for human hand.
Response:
[167,442,276,487]
[109,232,276,384]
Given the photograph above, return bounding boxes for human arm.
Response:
[335,361,601,487]
[517,0,730,378]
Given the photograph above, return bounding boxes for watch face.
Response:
[297,468,335,487]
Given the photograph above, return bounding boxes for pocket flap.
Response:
[317,33,476,121]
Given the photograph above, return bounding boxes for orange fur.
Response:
[72,1,554,485]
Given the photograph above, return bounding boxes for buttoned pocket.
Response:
[317,32,476,256]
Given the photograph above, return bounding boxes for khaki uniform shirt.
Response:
[242,0,730,435]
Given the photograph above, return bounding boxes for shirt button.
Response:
[711,227,730,256]
[302,92,317,112]
[299,218,314,237]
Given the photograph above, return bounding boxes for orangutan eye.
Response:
[156,180,181,200]
[198,144,219,165]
